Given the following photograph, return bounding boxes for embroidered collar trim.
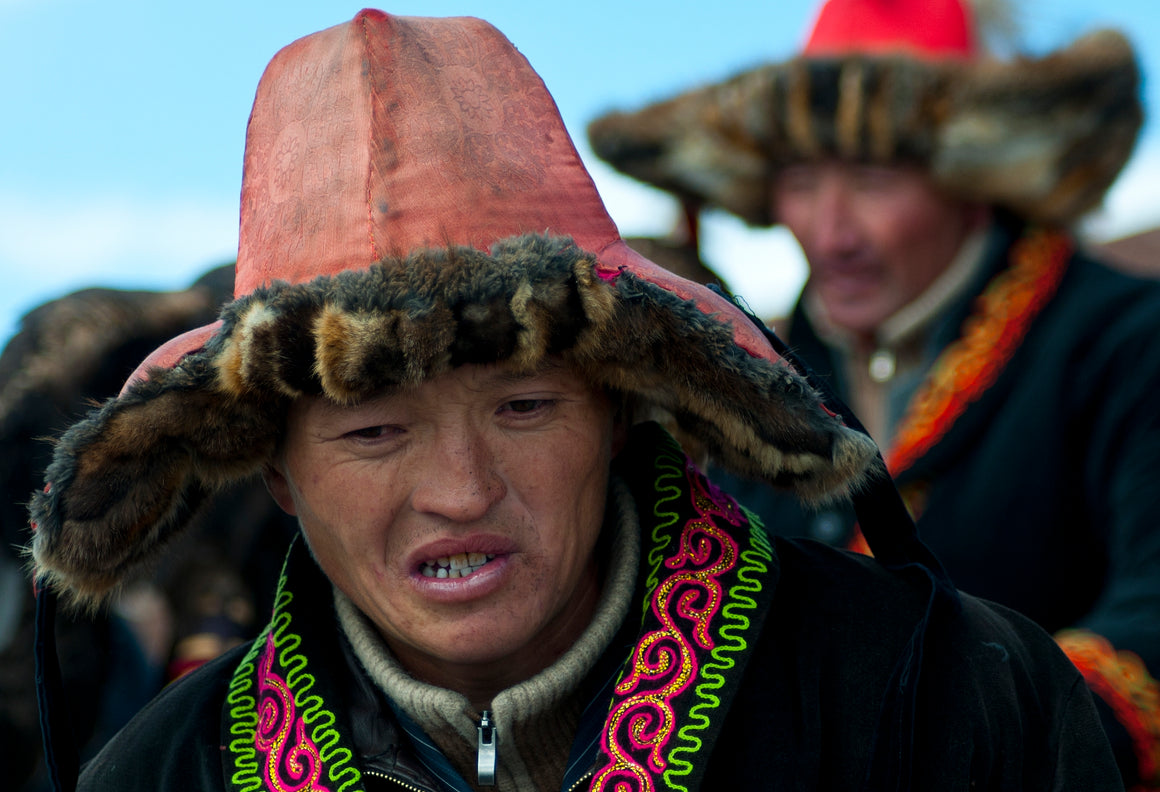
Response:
[886,228,1073,475]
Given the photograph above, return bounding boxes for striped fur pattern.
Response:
[587,30,1141,226]
[28,234,878,607]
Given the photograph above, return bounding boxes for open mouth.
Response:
[419,552,496,579]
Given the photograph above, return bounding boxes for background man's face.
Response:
[773,161,984,339]
[266,361,616,689]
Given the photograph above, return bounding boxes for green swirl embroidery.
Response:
[227,596,285,790]
[600,426,772,792]
[226,545,363,792]
[666,512,773,790]
[642,439,686,616]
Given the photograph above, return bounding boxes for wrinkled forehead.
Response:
[288,358,604,419]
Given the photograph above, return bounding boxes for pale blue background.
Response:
[3,0,1158,344]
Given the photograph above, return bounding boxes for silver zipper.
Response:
[477,709,497,786]
[364,744,594,792]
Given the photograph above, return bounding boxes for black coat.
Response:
[73,425,1119,791]
[718,220,1160,785]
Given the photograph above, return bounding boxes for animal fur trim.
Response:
[587,30,1141,226]
[28,234,877,607]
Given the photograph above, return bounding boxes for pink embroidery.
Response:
[593,464,742,791]
[256,634,331,792]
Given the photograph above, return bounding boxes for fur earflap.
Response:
[1,268,235,557]
[587,30,1141,226]
[29,234,876,608]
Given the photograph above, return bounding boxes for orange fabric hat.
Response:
[133,10,770,383]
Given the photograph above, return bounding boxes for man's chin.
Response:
[820,301,891,340]
[402,627,543,679]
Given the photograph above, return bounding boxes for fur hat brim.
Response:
[587,30,1142,227]
[29,234,878,607]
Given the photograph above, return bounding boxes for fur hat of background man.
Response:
[28,9,882,609]
[587,0,1143,228]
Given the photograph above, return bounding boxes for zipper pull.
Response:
[477,709,497,786]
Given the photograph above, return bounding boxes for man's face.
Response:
[773,161,985,339]
[265,361,618,689]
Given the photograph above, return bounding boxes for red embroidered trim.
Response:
[592,466,742,791]
[1057,629,1160,789]
[255,633,332,792]
[884,228,1072,476]
[844,230,1071,556]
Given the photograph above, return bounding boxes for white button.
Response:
[869,349,896,383]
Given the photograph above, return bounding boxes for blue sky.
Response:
[3,0,1159,346]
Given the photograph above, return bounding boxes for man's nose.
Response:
[409,429,506,522]
[809,181,860,256]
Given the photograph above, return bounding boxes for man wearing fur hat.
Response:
[589,0,1160,786]
[29,9,1124,792]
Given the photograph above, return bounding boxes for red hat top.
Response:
[803,0,977,59]
[236,9,621,294]
[132,9,774,383]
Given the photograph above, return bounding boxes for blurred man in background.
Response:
[589,0,1160,785]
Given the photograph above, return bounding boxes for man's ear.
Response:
[262,463,299,516]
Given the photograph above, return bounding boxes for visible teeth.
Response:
[420,553,496,579]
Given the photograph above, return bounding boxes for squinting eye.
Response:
[505,399,544,414]
[347,426,385,439]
